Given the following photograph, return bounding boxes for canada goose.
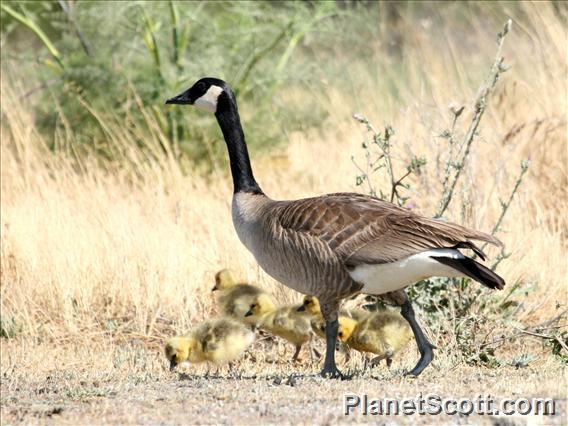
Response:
[245,294,314,362]
[165,317,255,371]
[337,312,413,368]
[166,78,505,378]
[212,268,274,325]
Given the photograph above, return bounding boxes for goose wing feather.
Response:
[277,192,502,266]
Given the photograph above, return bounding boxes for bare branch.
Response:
[437,19,512,217]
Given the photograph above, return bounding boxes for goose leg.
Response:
[320,319,344,378]
[400,300,434,376]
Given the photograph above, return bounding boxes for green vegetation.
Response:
[1,1,342,165]
[0,315,22,338]
[2,1,552,167]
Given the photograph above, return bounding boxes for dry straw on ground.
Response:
[1,3,566,424]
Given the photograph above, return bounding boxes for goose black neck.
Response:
[215,94,262,195]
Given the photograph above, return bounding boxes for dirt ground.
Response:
[1,340,566,425]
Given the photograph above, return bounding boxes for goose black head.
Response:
[165,77,231,113]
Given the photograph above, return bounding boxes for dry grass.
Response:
[1,2,566,424]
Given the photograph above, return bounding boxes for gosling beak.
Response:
[169,358,177,371]
[244,310,253,317]
[165,90,192,105]
[211,285,218,292]
[296,305,306,312]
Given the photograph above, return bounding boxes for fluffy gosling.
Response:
[245,294,315,362]
[212,269,276,325]
[297,295,367,338]
[165,317,255,371]
[337,311,413,367]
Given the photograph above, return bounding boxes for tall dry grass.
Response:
[1,3,566,361]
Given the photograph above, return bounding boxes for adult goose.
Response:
[166,78,505,378]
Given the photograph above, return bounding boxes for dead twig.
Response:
[352,113,425,206]
[436,19,512,217]
[479,311,568,350]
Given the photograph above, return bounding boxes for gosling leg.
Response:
[400,300,434,376]
[312,347,322,360]
[343,345,351,364]
[308,338,321,363]
[291,344,302,363]
[370,349,393,368]
[370,354,388,367]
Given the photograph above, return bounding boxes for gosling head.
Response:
[244,294,275,318]
[297,295,321,314]
[165,77,233,114]
[212,269,235,292]
[164,336,195,371]
[337,317,358,342]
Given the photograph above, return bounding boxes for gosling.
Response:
[296,296,331,338]
[165,317,255,371]
[212,269,276,325]
[337,311,413,367]
[245,294,315,362]
[297,295,367,338]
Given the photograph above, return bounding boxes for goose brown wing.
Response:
[277,192,502,266]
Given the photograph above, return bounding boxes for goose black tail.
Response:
[430,256,505,290]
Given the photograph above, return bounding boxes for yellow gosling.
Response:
[337,311,413,367]
[212,269,275,325]
[245,294,315,362]
[297,295,368,338]
[165,317,255,371]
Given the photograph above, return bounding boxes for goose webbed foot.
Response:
[400,299,435,377]
[405,346,434,377]
[320,363,346,379]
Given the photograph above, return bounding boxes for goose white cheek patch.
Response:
[194,85,223,113]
